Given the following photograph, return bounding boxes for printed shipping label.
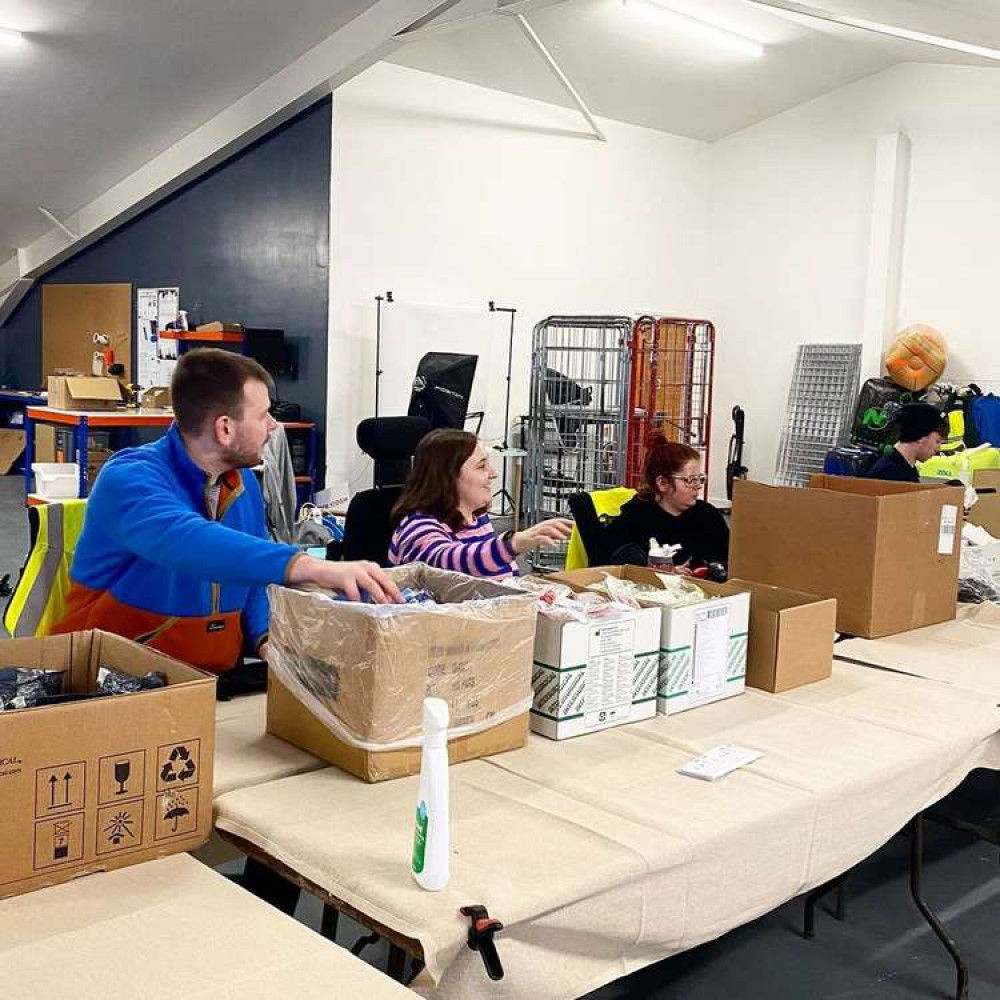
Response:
[692,604,729,699]
[938,504,958,555]
[584,619,635,729]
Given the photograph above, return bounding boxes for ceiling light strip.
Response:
[744,0,1000,62]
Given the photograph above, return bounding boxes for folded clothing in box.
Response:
[267,566,538,773]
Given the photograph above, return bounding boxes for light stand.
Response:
[374,290,393,417]
[488,301,518,519]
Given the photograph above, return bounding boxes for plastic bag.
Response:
[586,572,707,609]
[0,668,65,711]
[96,665,168,695]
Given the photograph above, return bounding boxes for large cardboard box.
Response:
[0,428,25,474]
[47,375,121,411]
[530,604,660,740]
[730,477,963,638]
[266,566,537,782]
[140,386,172,409]
[968,470,1000,539]
[550,566,751,716]
[0,631,215,899]
[725,579,836,693]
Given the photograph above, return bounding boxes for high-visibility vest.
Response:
[564,487,636,571]
[938,409,966,455]
[3,500,87,638]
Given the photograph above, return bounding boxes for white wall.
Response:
[705,63,1000,492]
[327,62,711,491]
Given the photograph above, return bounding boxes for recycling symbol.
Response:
[160,745,196,784]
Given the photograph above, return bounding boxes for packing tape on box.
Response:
[267,566,537,752]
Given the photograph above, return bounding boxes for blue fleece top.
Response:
[71,423,298,650]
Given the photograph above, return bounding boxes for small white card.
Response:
[938,504,958,555]
[677,745,763,782]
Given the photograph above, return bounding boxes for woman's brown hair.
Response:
[638,433,700,500]
[391,429,480,530]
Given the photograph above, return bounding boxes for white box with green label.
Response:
[530,606,660,740]
[657,586,751,716]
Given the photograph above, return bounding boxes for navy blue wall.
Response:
[1,97,331,484]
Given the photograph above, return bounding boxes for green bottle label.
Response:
[412,800,428,874]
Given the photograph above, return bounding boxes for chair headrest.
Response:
[356,416,431,461]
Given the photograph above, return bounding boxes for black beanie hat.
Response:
[897,402,949,443]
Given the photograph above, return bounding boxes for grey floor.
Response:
[3,473,999,998]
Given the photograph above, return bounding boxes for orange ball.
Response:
[885,324,947,391]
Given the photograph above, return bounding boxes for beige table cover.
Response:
[836,602,1000,696]
[214,663,1000,1000]
[0,853,413,999]
[213,692,323,797]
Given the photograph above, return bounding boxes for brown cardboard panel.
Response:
[140,387,172,409]
[0,428,25,474]
[42,284,131,379]
[969,470,1000,537]
[730,478,961,638]
[35,425,55,464]
[0,630,215,899]
[267,676,528,782]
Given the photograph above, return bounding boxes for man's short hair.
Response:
[897,402,949,443]
[171,348,273,437]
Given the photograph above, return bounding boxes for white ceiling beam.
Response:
[510,13,606,141]
[0,0,458,322]
[395,0,571,43]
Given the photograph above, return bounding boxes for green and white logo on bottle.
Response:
[412,800,428,873]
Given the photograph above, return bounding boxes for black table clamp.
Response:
[460,904,505,981]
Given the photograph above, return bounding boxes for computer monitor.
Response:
[243,327,291,376]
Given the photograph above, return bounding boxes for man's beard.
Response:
[220,442,263,470]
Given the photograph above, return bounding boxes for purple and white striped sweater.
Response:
[389,512,519,579]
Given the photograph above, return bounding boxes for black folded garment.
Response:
[96,664,168,695]
[0,668,65,711]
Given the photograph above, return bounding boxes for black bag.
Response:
[850,377,923,449]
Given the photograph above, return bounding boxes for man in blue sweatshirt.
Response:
[54,348,400,673]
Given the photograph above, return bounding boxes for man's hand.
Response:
[289,556,404,604]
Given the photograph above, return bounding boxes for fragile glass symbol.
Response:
[114,760,131,795]
[103,811,135,846]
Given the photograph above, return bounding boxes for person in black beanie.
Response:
[867,402,949,483]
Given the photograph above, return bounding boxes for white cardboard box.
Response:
[658,589,751,716]
[530,606,660,740]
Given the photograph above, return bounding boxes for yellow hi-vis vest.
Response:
[564,487,637,571]
[937,409,966,455]
[4,499,87,638]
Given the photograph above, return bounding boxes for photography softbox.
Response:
[407,352,478,430]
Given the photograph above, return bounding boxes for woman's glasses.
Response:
[670,474,707,487]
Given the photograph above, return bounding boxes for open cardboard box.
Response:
[0,630,215,899]
[47,375,121,412]
[267,566,537,782]
[968,469,1000,539]
[730,477,963,638]
[550,566,751,715]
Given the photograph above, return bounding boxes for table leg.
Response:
[909,813,969,1000]
[387,944,407,983]
[320,904,340,942]
[23,411,35,498]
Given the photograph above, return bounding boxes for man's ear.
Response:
[213,413,233,446]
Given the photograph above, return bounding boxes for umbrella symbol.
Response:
[162,794,190,833]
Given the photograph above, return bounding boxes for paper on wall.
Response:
[137,287,179,388]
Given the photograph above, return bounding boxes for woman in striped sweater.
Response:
[389,429,572,579]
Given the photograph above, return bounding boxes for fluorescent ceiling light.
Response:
[0,27,24,46]
[744,0,1000,62]
[626,0,765,58]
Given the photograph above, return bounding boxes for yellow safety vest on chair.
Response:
[4,499,87,638]
[564,487,636,571]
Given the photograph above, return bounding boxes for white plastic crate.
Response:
[32,462,80,500]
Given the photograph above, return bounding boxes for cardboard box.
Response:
[730,477,963,638]
[47,375,121,412]
[266,566,537,782]
[140,386,172,409]
[196,322,243,333]
[550,566,751,716]
[968,470,1000,539]
[0,428,25,475]
[726,579,836,693]
[530,604,660,740]
[0,630,215,899]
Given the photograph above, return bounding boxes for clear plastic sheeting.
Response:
[586,571,708,609]
[268,565,538,752]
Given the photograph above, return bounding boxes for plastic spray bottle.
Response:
[412,697,450,891]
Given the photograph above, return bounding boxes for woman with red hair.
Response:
[602,434,728,572]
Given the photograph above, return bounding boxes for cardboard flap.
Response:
[0,429,25,474]
[808,474,949,498]
[65,377,121,402]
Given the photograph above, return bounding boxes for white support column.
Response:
[861,130,911,380]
